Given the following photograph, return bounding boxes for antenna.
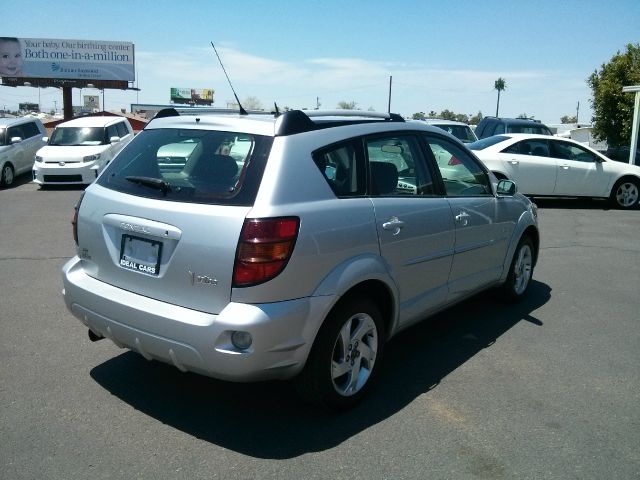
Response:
[210,42,248,115]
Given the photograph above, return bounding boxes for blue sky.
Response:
[2,0,639,123]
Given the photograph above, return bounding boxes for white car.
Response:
[0,117,46,187]
[33,116,133,186]
[470,134,640,209]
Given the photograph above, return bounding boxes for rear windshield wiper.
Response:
[125,176,172,195]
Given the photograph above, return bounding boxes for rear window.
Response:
[468,135,509,150]
[97,128,273,206]
[506,124,551,135]
[432,124,477,143]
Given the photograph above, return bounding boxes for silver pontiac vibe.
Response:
[62,109,539,411]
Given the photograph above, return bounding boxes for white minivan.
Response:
[0,117,46,187]
[33,116,133,186]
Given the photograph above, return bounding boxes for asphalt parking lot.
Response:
[1,175,639,480]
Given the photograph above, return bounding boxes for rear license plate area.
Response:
[119,234,162,276]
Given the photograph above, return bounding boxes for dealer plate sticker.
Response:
[119,235,162,276]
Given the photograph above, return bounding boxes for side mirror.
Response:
[497,179,517,196]
[110,136,121,144]
[10,136,22,144]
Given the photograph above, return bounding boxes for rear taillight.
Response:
[72,192,85,246]
[233,217,300,287]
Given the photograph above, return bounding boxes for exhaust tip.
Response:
[88,329,105,342]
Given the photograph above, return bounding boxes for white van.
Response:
[0,117,46,187]
[33,116,133,185]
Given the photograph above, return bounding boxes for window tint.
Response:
[97,128,272,206]
[425,136,492,196]
[503,139,550,156]
[313,141,364,196]
[550,140,598,162]
[432,124,476,143]
[107,125,119,140]
[506,124,551,135]
[366,135,434,196]
[116,121,129,137]
[7,125,24,141]
[21,121,40,138]
[493,123,506,135]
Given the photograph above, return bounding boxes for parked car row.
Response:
[3,108,638,411]
[0,115,133,187]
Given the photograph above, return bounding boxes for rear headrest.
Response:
[370,162,398,195]
[191,154,238,182]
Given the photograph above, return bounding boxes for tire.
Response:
[500,236,534,302]
[0,163,15,187]
[610,178,640,209]
[296,297,384,411]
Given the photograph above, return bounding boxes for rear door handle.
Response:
[560,164,570,170]
[455,211,470,226]
[382,217,405,235]
[509,159,519,165]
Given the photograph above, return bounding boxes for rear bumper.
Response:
[62,256,332,381]
[33,162,99,185]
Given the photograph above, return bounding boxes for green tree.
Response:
[561,115,578,124]
[494,78,507,116]
[587,43,640,146]
[469,111,483,125]
[439,109,456,120]
[412,111,426,120]
[337,100,358,110]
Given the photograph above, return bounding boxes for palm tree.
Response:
[494,78,506,116]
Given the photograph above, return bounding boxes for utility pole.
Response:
[316,97,320,110]
[388,76,392,113]
[576,101,580,123]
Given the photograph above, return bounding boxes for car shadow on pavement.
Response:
[532,197,612,210]
[1,173,34,189]
[90,280,551,459]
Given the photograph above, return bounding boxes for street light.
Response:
[622,85,640,165]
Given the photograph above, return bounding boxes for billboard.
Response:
[18,102,39,112]
[170,87,214,106]
[83,95,100,110]
[0,37,135,82]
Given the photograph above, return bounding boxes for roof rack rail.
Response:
[275,109,405,136]
[153,107,180,119]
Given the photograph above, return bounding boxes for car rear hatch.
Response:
[76,126,273,315]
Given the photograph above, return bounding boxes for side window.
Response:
[425,136,492,197]
[493,123,506,135]
[313,141,364,197]
[7,126,24,141]
[107,125,119,140]
[551,141,597,162]
[21,122,39,139]
[116,121,129,137]
[365,135,434,196]
[503,139,549,156]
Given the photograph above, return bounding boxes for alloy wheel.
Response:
[513,244,533,295]
[331,313,379,397]
[615,182,639,208]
